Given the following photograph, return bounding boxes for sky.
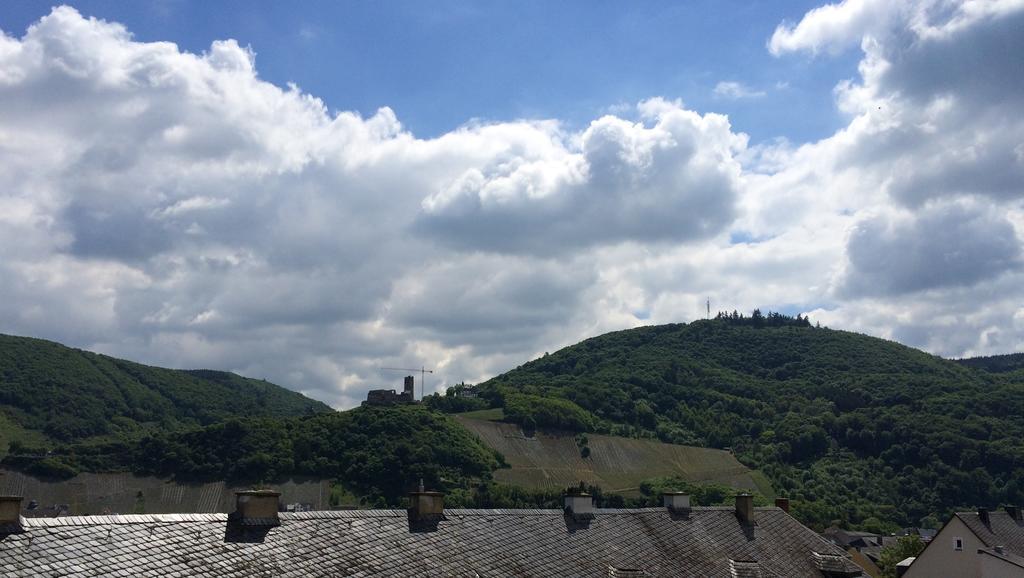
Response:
[0,0,1022,408]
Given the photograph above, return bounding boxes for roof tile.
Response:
[1,507,860,577]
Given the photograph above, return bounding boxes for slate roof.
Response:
[823,528,881,548]
[957,511,1024,556]
[916,528,937,542]
[0,506,862,577]
[728,559,764,577]
[977,547,1024,570]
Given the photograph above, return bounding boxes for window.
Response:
[954,538,963,551]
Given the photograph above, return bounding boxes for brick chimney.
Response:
[662,492,690,512]
[409,489,444,522]
[229,490,281,527]
[979,507,990,525]
[735,493,755,525]
[564,492,595,517]
[0,495,24,533]
[1005,505,1022,522]
[775,497,790,513]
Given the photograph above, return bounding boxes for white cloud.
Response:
[835,200,1022,297]
[0,7,747,406]
[713,81,766,100]
[1,4,1023,409]
[760,0,1024,356]
[768,0,902,56]
[769,0,1024,57]
[415,101,747,254]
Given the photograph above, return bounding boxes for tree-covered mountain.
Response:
[0,333,332,449]
[7,323,1024,529]
[0,332,768,511]
[462,314,1024,530]
[955,352,1024,373]
[0,334,509,503]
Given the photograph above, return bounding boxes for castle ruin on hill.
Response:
[363,375,417,406]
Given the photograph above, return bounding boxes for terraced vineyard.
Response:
[455,416,773,497]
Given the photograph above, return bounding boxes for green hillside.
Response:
[0,333,332,451]
[7,324,1024,526]
[6,402,772,511]
[466,314,1024,530]
[0,334,506,506]
[956,352,1024,373]
[10,405,503,506]
[0,333,770,511]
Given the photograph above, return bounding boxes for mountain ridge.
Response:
[0,331,773,512]
[0,332,332,452]
[954,351,1024,373]
[5,323,1024,530]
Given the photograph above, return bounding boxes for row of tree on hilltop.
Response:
[714,309,815,328]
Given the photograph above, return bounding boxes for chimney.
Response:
[775,497,790,513]
[1005,506,1022,522]
[564,492,595,517]
[662,492,690,512]
[735,493,755,525]
[409,488,444,523]
[0,495,24,533]
[230,490,281,527]
[979,508,990,525]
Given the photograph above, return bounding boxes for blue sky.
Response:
[0,1,1022,407]
[3,1,859,141]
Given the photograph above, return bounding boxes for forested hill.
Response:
[472,315,1024,530]
[0,333,332,447]
[955,352,1024,373]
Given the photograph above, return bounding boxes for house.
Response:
[824,527,897,577]
[901,527,937,543]
[0,490,865,577]
[902,506,1024,577]
[455,385,479,398]
[825,527,884,549]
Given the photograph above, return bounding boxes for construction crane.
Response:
[380,366,434,401]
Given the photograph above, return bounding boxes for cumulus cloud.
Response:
[414,100,746,254]
[1,3,1023,408]
[830,3,1024,206]
[760,0,1024,353]
[386,255,598,351]
[0,7,748,406]
[810,273,1024,357]
[836,201,1022,296]
[768,0,903,56]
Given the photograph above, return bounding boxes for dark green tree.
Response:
[878,535,925,578]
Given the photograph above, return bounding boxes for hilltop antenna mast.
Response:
[380,366,434,401]
[707,298,710,320]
